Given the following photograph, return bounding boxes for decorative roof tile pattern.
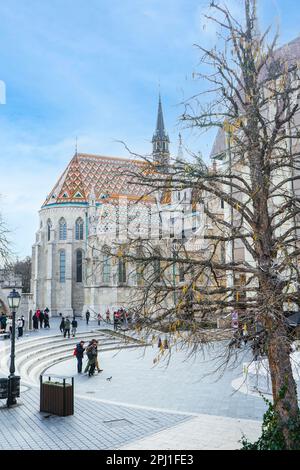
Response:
[43,153,154,207]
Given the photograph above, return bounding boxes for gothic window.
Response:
[118,259,126,284]
[76,249,83,283]
[59,250,66,283]
[59,218,67,240]
[47,219,51,241]
[102,254,111,284]
[75,218,84,240]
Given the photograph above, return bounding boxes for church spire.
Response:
[152,94,170,168]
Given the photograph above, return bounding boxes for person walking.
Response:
[113,312,118,331]
[17,318,23,338]
[74,341,85,373]
[64,317,71,338]
[32,313,39,331]
[85,310,90,325]
[93,340,103,373]
[35,309,40,328]
[59,316,65,333]
[21,315,25,329]
[71,317,78,337]
[44,311,50,328]
[97,313,102,326]
[242,323,249,345]
[39,310,44,328]
[106,309,110,324]
[0,313,7,331]
[84,340,97,376]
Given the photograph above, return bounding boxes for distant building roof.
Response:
[43,153,155,207]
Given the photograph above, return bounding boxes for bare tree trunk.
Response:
[267,324,300,448]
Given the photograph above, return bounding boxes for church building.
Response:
[31,96,171,317]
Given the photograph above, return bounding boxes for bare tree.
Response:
[10,256,32,293]
[90,0,300,448]
[0,209,11,269]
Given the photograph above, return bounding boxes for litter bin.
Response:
[9,376,20,398]
[0,378,8,399]
[40,374,74,416]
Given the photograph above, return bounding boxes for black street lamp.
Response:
[7,288,21,407]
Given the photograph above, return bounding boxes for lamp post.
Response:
[7,288,21,407]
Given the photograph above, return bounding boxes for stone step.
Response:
[0,332,119,371]
[26,343,147,385]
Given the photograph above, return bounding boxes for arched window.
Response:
[75,218,84,240]
[118,259,126,284]
[59,218,67,240]
[47,219,52,242]
[76,249,83,283]
[59,250,66,283]
[102,254,111,284]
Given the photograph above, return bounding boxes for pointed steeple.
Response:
[152,94,170,168]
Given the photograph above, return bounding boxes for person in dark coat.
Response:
[0,313,7,331]
[59,316,65,333]
[85,310,90,325]
[84,340,97,376]
[44,312,50,328]
[39,310,44,328]
[32,313,39,330]
[64,317,71,338]
[74,341,85,373]
[71,317,77,337]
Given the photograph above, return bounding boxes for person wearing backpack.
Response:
[64,317,71,338]
[74,341,85,373]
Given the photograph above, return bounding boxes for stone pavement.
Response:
[0,321,266,450]
[120,414,261,450]
[0,386,191,450]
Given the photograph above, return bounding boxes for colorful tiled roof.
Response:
[43,153,155,207]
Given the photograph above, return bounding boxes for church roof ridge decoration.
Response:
[42,152,154,207]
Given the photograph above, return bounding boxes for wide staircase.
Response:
[0,329,147,386]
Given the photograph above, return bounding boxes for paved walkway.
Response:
[0,319,265,449]
[120,414,261,450]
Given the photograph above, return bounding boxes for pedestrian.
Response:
[106,309,110,324]
[113,312,118,331]
[39,310,44,328]
[17,318,23,338]
[94,340,103,373]
[64,317,71,338]
[84,341,97,376]
[71,317,78,337]
[35,309,40,328]
[74,341,85,373]
[0,313,7,331]
[7,317,12,335]
[32,313,39,330]
[21,315,25,329]
[85,310,90,325]
[97,313,102,326]
[242,323,249,345]
[44,311,50,328]
[59,316,65,333]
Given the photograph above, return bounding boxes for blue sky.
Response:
[0,0,299,258]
